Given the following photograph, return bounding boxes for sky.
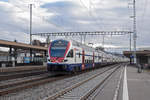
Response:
[0,0,149,53]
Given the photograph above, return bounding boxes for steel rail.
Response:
[80,67,121,100]
[0,64,118,96]
[0,70,47,81]
[0,73,50,89]
[88,64,125,100]
[43,64,121,100]
[0,75,67,96]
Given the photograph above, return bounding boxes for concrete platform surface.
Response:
[127,66,150,100]
[90,65,150,100]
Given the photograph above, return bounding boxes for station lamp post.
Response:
[130,0,137,64]
[30,4,32,45]
[133,0,137,64]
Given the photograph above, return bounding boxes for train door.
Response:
[93,52,95,67]
[74,48,76,63]
[82,50,85,70]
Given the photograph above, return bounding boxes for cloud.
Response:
[0,0,149,53]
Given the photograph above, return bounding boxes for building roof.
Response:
[123,50,150,57]
[0,40,47,51]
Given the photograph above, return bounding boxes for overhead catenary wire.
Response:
[32,0,132,51]
[139,0,148,29]
[89,0,105,30]
[79,0,108,45]
[79,0,99,31]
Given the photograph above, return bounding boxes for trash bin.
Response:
[137,64,142,73]
[12,61,15,67]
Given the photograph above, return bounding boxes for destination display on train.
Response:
[51,41,68,49]
[51,47,66,49]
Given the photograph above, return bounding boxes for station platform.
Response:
[0,65,46,73]
[89,64,150,100]
[127,65,150,100]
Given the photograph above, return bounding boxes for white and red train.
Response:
[47,39,128,73]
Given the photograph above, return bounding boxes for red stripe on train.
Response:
[93,52,95,67]
[82,50,85,70]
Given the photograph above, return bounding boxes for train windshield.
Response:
[50,40,68,57]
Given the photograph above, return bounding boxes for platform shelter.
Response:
[123,50,150,68]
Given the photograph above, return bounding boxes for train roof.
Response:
[52,39,126,58]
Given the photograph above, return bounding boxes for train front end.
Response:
[47,39,71,73]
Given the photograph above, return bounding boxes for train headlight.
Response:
[64,59,68,62]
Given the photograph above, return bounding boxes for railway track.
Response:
[0,73,51,89]
[0,70,47,81]
[87,64,125,100]
[43,64,121,100]
[0,64,119,97]
[0,73,67,96]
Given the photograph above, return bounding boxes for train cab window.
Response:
[67,49,73,57]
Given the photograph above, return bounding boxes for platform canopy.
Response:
[123,50,150,58]
[0,40,47,51]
